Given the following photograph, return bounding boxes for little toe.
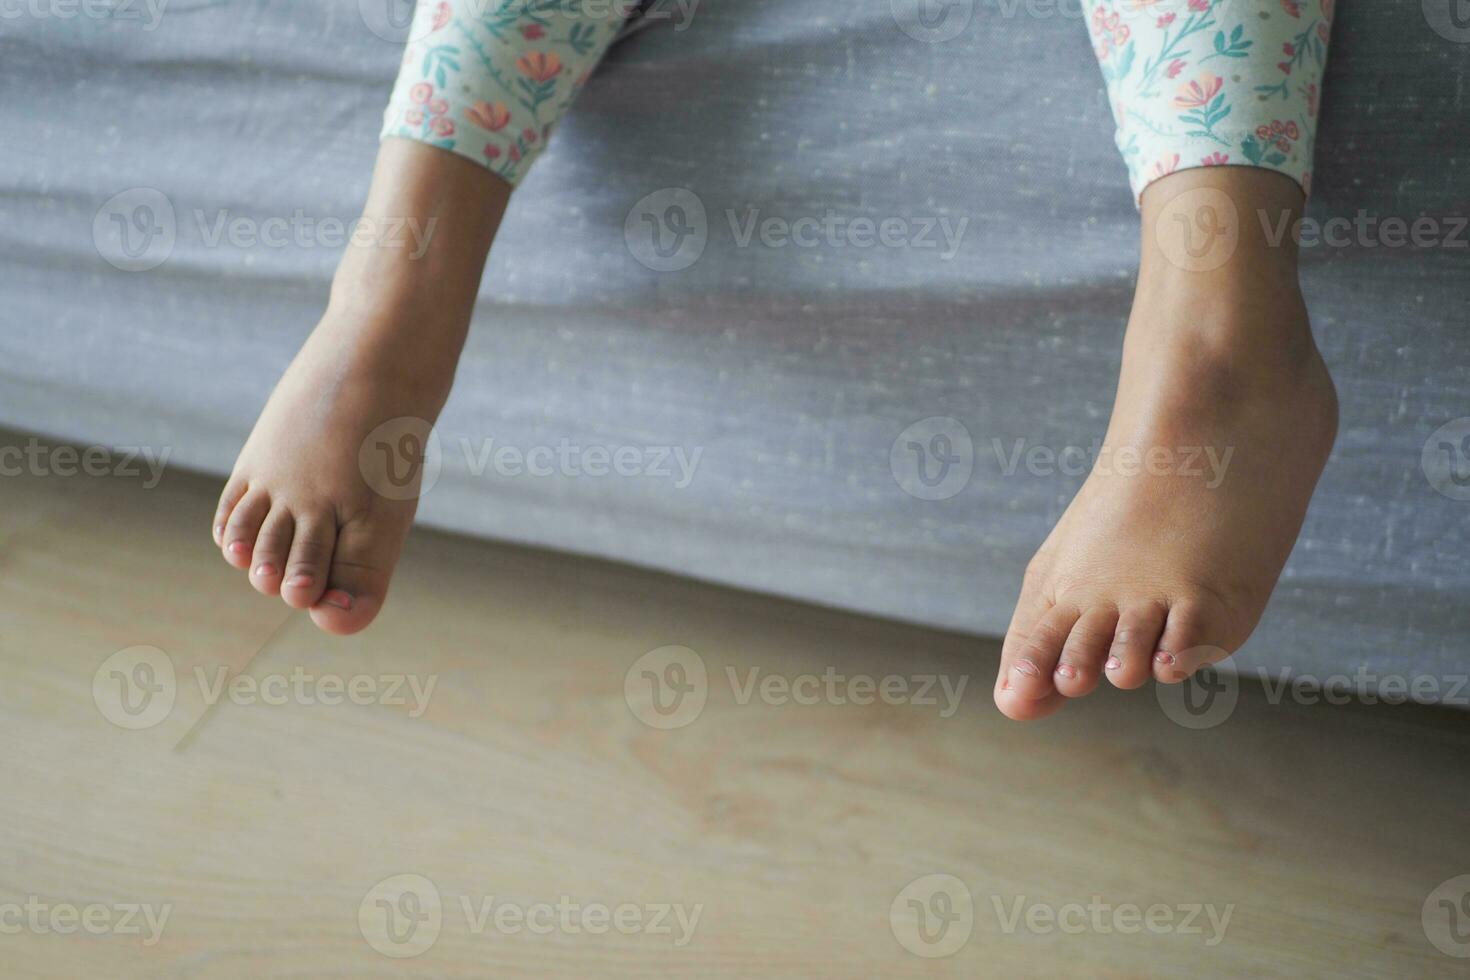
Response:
[213,476,248,547]
[281,513,336,610]
[248,507,294,596]
[221,489,271,570]
[1053,605,1120,698]
[1106,601,1168,690]
[996,603,1081,706]
[308,519,400,636]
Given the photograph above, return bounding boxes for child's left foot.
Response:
[995,170,1338,721]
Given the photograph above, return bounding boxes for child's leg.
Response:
[214,1,629,634]
[995,0,1339,719]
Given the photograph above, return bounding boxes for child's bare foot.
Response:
[995,168,1338,721]
[211,140,509,635]
[212,305,456,634]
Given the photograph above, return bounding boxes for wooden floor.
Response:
[1,429,1467,979]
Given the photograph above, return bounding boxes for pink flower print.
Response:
[484,144,502,160]
[1317,22,1330,45]
[1188,0,1209,11]
[1202,152,1230,166]
[1150,154,1181,181]
[1320,0,1334,22]
[1157,12,1175,27]
[465,100,512,132]
[1283,42,1295,56]
[522,127,537,144]
[1278,61,1293,75]
[1091,6,1131,59]
[1285,120,1300,140]
[516,51,563,83]
[428,98,448,116]
[509,145,523,163]
[405,107,425,125]
[521,23,545,40]
[1173,73,1223,109]
[1306,83,1319,117]
[1256,125,1272,139]
[409,82,433,106]
[430,115,454,137]
[1280,0,1301,16]
[1166,59,1186,79]
[431,1,451,31]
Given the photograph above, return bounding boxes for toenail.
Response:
[287,574,313,588]
[227,541,249,555]
[1012,659,1040,678]
[323,590,353,610]
[1154,651,1176,665]
[1105,656,1122,670]
[1055,663,1077,679]
[254,563,277,577]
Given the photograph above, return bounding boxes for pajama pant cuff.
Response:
[1088,0,1333,207]
[379,0,633,187]
[1120,120,1317,204]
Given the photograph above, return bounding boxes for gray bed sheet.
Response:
[1,0,1467,703]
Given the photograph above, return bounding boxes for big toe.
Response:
[994,603,1081,716]
[308,518,402,636]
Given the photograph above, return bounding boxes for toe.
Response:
[996,603,1081,706]
[221,489,271,569]
[1053,605,1120,699]
[213,476,248,547]
[995,688,1068,722]
[281,513,336,610]
[248,507,294,596]
[308,518,402,636]
[1105,601,1168,690]
[1153,599,1232,684]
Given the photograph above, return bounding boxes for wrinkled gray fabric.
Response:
[1,0,1467,703]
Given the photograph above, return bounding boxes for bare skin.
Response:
[212,139,510,634]
[993,167,1339,720]
[216,153,1336,670]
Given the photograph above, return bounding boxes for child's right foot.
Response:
[211,139,510,635]
[212,303,457,634]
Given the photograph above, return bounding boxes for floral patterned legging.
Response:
[382,0,1333,202]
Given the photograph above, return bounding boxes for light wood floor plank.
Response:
[1,430,1467,978]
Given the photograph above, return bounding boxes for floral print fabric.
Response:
[1087,0,1334,202]
[382,0,1333,200]
[381,0,634,186]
